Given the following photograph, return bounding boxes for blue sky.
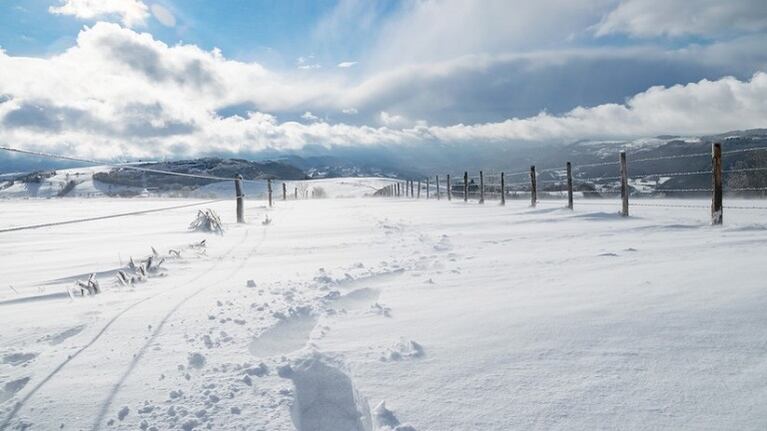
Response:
[0,0,766,160]
[0,0,400,69]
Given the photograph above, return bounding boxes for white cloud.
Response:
[367,0,612,67]
[342,108,358,115]
[301,111,320,122]
[49,0,150,28]
[378,111,411,128]
[150,4,176,28]
[1,23,766,161]
[337,61,357,68]
[594,0,767,38]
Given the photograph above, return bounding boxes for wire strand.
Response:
[0,146,265,183]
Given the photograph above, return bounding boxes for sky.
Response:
[0,0,767,160]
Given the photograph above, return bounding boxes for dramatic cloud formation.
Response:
[49,0,150,28]
[594,0,767,38]
[0,1,765,161]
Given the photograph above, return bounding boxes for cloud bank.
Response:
[1,1,767,162]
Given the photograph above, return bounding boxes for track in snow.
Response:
[0,227,252,431]
[91,226,268,430]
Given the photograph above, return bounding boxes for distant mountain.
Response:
[3,129,767,198]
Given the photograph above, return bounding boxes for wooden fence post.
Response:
[426,178,430,199]
[712,143,723,225]
[620,152,628,217]
[447,174,452,201]
[405,181,409,197]
[566,162,573,210]
[479,171,485,204]
[463,171,468,202]
[530,166,537,207]
[282,182,287,201]
[294,187,298,200]
[267,179,273,207]
[500,172,505,206]
[417,181,421,199]
[436,175,440,200]
[235,174,244,223]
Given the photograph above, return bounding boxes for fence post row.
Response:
[566,162,573,210]
[712,143,723,225]
[268,179,273,208]
[529,166,537,208]
[500,172,505,206]
[234,174,244,223]
[463,171,468,202]
[374,141,733,226]
[619,152,628,217]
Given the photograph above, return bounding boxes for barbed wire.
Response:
[628,152,710,163]
[724,166,767,174]
[726,187,767,192]
[0,199,223,234]
[650,188,712,192]
[722,147,767,155]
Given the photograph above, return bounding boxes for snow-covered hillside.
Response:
[0,166,144,199]
[0,166,397,200]
[2,196,767,430]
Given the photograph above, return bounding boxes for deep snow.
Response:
[2,193,767,430]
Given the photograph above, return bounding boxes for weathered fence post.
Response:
[294,187,298,200]
[500,172,505,206]
[712,143,723,225]
[530,166,537,207]
[267,179,273,207]
[566,162,573,210]
[620,152,628,217]
[463,171,468,202]
[282,183,287,201]
[479,171,485,204]
[235,174,244,223]
[426,178,430,199]
[436,175,440,200]
[405,181,409,197]
[447,174,452,201]
[417,181,421,199]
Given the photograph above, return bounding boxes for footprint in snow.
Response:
[248,312,318,358]
[1,352,38,366]
[0,377,30,404]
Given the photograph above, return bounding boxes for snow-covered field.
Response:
[2,194,767,430]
